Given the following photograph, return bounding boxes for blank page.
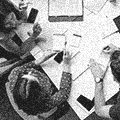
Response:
[52,35,66,51]
[49,0,83,16]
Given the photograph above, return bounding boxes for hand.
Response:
[32,23,42,38]
[4,12,19,28]
[102,43,118,55]
[89,59,104,79]
[63,51,72,65]
[19,0,28,10]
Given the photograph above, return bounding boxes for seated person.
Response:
[0,0,40,57]
[0,17,42,57]
[6,51,72,120]
[89,50,120,120]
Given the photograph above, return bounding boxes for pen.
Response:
[73,34,82,38]
[73,67,90,81]
[102,30,119,39]
[72,51,80,59]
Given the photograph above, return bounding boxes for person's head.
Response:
[12,71,50,115]
[4,12,18,30]
[110,50,120,84]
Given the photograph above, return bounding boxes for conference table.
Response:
[12,0,120,119]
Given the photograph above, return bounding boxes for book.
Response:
[48,0,83,22]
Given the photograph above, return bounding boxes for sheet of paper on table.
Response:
[69,34,81,48]
[30,45,44,60]
[15,23,33,42]
[49,0,82,16]
[84,0,108,14]
[52,35,66,51]
[101,19,118,39]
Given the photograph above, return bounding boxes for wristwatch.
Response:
[95,78,103,83]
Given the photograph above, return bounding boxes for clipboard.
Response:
[48,0,84,22]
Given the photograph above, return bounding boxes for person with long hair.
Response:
[6,51,72,120]
[0,0,40,58]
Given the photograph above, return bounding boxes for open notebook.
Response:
[48,0,83,22]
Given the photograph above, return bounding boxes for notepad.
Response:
[52,35,66,51]
[30,45,44,60]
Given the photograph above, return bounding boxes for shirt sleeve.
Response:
[49,72,72,108]
[109,103,120,120]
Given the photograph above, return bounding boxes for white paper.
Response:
[52,35,66,51]
[49,0,83,16]
[15,23,33,42]
[30,45,44,60]
[69,35,81,48]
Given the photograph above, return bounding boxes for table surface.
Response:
[12,0,120,119]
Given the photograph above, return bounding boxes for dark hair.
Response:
[0,0,22,33]
[110,50,120,83]
[12,75,50,115]
[110,50,120,61]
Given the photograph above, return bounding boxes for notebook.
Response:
[48,0,83,22]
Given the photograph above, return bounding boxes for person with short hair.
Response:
[89,50,120,120]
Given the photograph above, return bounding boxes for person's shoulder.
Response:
[117,91,120,102]
[0,32,6,41]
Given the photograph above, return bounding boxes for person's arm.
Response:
[89,59,113,119]
[0,37,21,56]
[18,0,28,22]
[94,81,113,119]
[49,51,72,107]
[20,23,42,55]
